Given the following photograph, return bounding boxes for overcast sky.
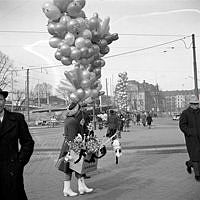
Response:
[0,0,200,94]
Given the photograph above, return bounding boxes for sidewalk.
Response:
[24,117,200,200]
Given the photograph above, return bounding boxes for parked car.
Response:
[172,114,180,120]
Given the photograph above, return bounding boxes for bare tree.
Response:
[0,51,14,89]
[33,82,53,105]
[14,89,26,111]
[56,86,70,103]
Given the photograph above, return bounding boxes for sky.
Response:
[0,0,200,95]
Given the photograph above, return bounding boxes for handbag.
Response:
[55,156,70,173]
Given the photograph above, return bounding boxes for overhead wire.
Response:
[6,34,192,71]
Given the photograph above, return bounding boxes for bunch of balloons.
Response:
[57,64,104,103]
[114,72,128,111]
[42,0,118,103]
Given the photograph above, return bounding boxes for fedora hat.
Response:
[66,102,80,116]
[0,88,8,98]
[189,96,200,104]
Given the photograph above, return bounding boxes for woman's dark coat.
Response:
[179,107,200,161]
[0,109,34,200]
[58,116,82,173]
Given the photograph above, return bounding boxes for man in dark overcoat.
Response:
[179,96,200,181]
[0,88,34,200]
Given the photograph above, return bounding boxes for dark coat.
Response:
[58,116,82,173]
[0,109,34,200]
[179,107,200,161]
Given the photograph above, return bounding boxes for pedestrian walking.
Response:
[58,102,93,197]
[106,110,119,138]
[136,112,141,125]
[146,112,153,129]
[179,96,200,181]
[0,88,35,200]
[141,112,147,127]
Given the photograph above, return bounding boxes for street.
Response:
[24,117,200,200]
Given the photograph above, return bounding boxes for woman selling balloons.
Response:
[42,0,119,196]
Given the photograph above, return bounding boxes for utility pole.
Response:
[26,69,30,122]
[192,34,199,99]
[11,70,14,112]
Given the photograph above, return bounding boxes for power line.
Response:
[105,35,191,59]
[0,30,196,37]
[8,35,192,71]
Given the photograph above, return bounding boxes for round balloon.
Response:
[49,37,62,48]
[67,1,82,17]
[42,2,61,20]
[60,44,71,57]
[53,0,72,12]
[61,56,72,66]
[70,48,81,61]
[64,32,75,46]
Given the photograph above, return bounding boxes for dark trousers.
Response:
[186,160,200,176]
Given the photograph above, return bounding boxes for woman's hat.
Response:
[189,96,200,104]
[66,102,80,116]
[0,88,8,98]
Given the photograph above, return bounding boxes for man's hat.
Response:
[189,96,200,104]
[66,102,80,116]
[0,88,8,98]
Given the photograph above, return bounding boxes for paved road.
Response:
[24,117,200,200]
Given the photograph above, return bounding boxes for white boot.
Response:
[63,181,78,197]
[78,177,94,195]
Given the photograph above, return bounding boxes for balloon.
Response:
[84,88,91,99]
[100,16,110,36]
[59,15,71,25]
[60,79,76,92]
[91,89,98,98]
[100,59,105,67]
[53,0,72,12]
[49,37,62,48]
[111,33,119,41]
[75,88,85,100]
[64,32,75,46]
[81,70,90,80]
[81,29,92,40]
[69,92,80,103]
[84,39,92,48]
[104,34,113,44]
[70,48,81,61]
[67,19,81,36]
[93,59,102,68]
[60,44,71,57]
[54,23,67,37]
[100,46,110,55]
[80,47,89,57]
[47,22,56,35]
[55,50,62,60]
[75,37,86,49]
[79,58,90,66]
[67,2,82,17]
[74,0,86,8]
[88,17,100,31]
[99,91,105,96]
[76,17,87,31]
[92,44,100,54]
[76,10,86,18]
[42,2,61,20]
[91,31,101,43]
[98,39,108,49]
[61,56,72,66]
